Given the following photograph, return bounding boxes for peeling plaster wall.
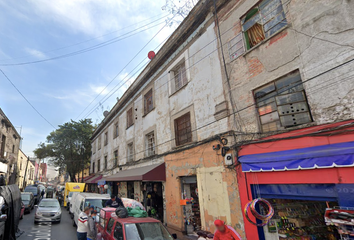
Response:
[165,141,244,238]
[216,0,354,135]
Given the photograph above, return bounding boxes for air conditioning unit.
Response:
[224,154,233,166]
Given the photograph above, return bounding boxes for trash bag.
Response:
[115,207,128,218]
[126,207,148,218]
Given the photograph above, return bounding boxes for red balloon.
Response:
[148,51,155,60]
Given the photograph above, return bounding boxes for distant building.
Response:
[0,108,21,184]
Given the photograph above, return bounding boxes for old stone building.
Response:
[0,108,21,185]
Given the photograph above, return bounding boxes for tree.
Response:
[162,0,196,27]
[34,119,94,182]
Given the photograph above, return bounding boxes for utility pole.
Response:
[23,156,30,189]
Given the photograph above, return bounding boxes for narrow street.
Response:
[18,206,76,240]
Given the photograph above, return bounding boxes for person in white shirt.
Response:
[77,207,90,240]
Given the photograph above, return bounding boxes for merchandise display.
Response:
[265,199,340,240]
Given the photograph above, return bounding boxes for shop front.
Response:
[237,120,354,240]
[85,174,103,193]
[105,163,166,222]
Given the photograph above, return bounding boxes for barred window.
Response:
[254,71,312,132]
[174,113,192,146]
[173,62,187,93]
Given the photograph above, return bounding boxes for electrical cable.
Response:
[0,13,169,63]
[0,69,56,129]
[0,17,167,67]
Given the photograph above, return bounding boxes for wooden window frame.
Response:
[173,62,188,93]
[126,107,134,129]
[174,112,192,146]
[144,89,154,115]
[254,71,312,132]
[114,150,118,167]
[145,131,155,157]
[241,0,287,50]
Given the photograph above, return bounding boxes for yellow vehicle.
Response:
[64,182,85,209]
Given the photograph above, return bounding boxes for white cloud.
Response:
[25,48,46,58]
[24,0,168,36]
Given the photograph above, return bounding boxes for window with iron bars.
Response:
[254,71,312,132]
[145,132,155,156]
[174,112,192,146]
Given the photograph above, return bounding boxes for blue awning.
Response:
[239,141,354,172]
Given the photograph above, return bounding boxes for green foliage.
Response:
[34,119,94,182]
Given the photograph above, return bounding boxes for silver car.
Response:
[34,199,61,224]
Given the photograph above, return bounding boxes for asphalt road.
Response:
[18,202,77,240]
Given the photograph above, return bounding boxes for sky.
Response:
[0,0,188,159]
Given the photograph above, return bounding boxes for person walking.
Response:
[41,189,45,199]
[213,219,242,240]
[87,210,98,240]
[105,195,123,208]
[0,174,6,186]
[77,207,90,240]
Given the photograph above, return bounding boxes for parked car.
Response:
[24,185,40,204]
[21,192,34,213]
[20,202,25,220]
[72,193,110,227]
[34,199,61,224]
[98,208,177,240]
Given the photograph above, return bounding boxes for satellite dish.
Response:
[148,51,155,60]
[103,111,109,117]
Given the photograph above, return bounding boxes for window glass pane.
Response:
[275,73,302,93]
[258,102,277,116]
[280,112,312,127]
[265,17,287,38]
[260,111,279,124]
[243,11,261,32]
[276,92,305,105]
[260,0,282,23]
[256,94,276,108]
[278,102,309,116]
[254,82,275,99]
[264,12,286,34]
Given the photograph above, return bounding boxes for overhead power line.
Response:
[0,69,56,129]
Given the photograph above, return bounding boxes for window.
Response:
[98,136,101,150]
[114,222,124,240]
[145,132,155,156]
[229,33,245,60]
[104,132,108,146]
[127,142,134,162]
[114,122,119,139]
[12,145,15,153]
[254,71,312,132]
[97,159,101,172]
[107,218,115,234]
[242,0,287,50]
[93,142,96,154]
[93,162,95,173]
[144,89,154,115]
[173,62,187,93]
[174,112,192,146]
[114,150,118,167]
[127,108,134,128]
[0,135,6,158]
[104,156,107,170]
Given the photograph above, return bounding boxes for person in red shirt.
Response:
[213,219,242,240]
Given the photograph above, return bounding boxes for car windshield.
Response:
[21,194,31,201]
[125,222,173,240]
[25,188,37,195]
[68,192,74,197]
[84,199,108,210]
[39,201,60,208]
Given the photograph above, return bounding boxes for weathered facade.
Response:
[90,0,245,237]
[0,108,21,184]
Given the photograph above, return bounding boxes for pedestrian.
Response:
[41,189,45,199]
[77,207,90,240]
[105,195,123,208]
[87,210,98,240]
[213,219,242,240]
[0,174,6,186]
